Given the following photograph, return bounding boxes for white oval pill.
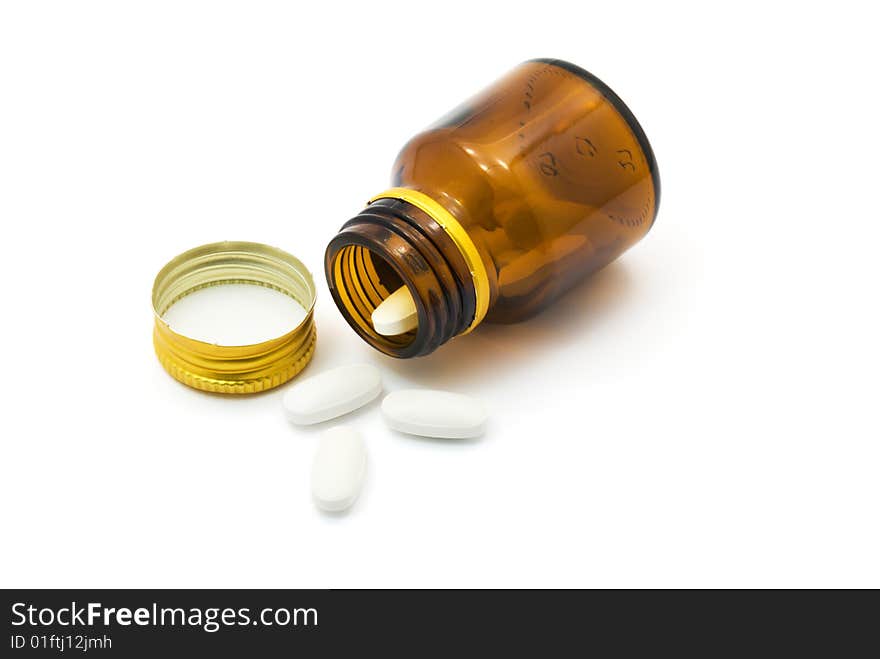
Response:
[381,389,488,439]
[371,285,418,336]
[283,364,382,425]
[311,426,366,512]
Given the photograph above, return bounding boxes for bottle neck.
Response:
[325,196,479,358]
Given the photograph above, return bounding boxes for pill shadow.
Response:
[282,395,383,436]
[378,261,638,389]
[315,502,361,520]
[386,428,486,447]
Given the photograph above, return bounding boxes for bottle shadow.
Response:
[377,261,638,390]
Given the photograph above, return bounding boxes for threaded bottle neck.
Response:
[325,198,477,358]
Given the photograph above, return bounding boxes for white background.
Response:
[1,1,878,588]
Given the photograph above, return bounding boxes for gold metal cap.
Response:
[152,241,316,394]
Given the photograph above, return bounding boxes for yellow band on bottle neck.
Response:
[369,188,490,334]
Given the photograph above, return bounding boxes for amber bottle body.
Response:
[326,59,659,357]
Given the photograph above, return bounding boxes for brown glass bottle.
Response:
[326,58,660,358]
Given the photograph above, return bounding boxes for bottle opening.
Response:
[326,198,479,358]
[330,244,419,351]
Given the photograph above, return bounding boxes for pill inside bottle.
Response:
[371,285,418,336]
